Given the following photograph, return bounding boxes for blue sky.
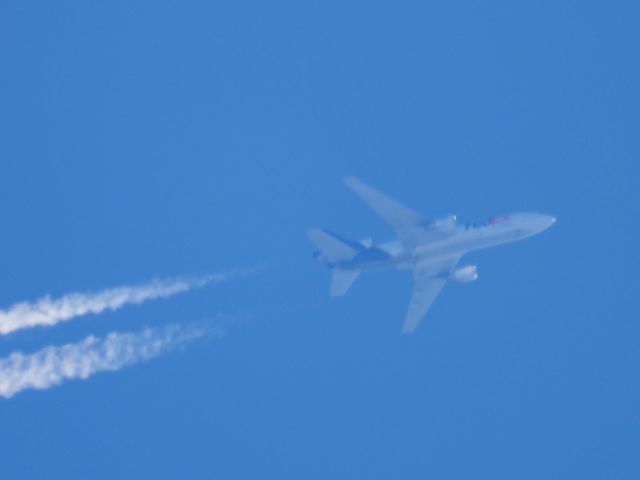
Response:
[0,0,638,478]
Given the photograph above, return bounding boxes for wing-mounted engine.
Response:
[426,214,457,231]
[451,265,478,282]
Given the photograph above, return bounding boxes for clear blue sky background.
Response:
[1,1,638,478]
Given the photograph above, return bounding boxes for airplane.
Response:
[307,177,556,333]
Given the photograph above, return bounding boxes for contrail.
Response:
[0,273,229,336]
[0,323,221,398]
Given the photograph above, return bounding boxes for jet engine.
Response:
[451,265,478,282]
[433,214,457,230]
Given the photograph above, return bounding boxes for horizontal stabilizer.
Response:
[331,269,360,297]
[306,229,359,264]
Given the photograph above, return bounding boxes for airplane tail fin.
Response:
[306,229,360,264]
[307,229,362,297]
[331,269,360,297]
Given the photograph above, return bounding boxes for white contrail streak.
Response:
[0,323,220,398]
[0,273,227,336]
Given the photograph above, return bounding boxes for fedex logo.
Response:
[489,214,510,225]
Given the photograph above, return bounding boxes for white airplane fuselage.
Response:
[337,212,556,272]
[307,177,557,332]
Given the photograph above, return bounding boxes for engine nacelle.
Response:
[433,214,457,230]
[359,238,373,248]
[451,265,478,282]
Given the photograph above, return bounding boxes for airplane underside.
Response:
[307,177,555,333]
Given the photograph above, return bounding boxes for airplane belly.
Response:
[340,246,397,271]
[412,241,463,260]
[412,228,523,258]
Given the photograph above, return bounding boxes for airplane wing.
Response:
[343,177,425,232]
[343,177,449,247]
[402,256,461,333]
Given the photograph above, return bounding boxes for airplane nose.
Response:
[540,215,557,231]
[521,213,556,234]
